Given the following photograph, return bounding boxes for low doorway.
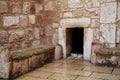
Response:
[66,28,84,57]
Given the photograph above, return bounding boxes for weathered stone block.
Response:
[22,40,32,49]
[91,18,100,28]
[68,0,83,8]
[45,25,52,36]
[118,2,120,20]
[23,2,30,14]
[3,16,19,27]
[0,30,8,43]
[60,18,90,28]
[45,1,55,10]
[21,59,29,74]
[12,60,22,78]
[8,29,25,42]
[24,28,34,41]
[100,2,117,23]
[32,40,40,48]
[84,28,93,60]
[100,24,116,44]
[100,0,116,3]
[0,47,10,79]
[63,12,73,18]
[93,28,99,42]
[52,34,58,45]
[34,28,40,39]
[20,15,28,27]
[0,1,8,13]
[29,15,36,25]
[35,4,43,14]
[52,23,59,28]
[10,2,22,13]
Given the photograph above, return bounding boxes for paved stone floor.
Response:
[15,58,120,80]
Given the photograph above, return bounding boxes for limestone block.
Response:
[20,15,28,27]
[3,16,19,27]
[10,1,22,13]
[22,40,32,48]
[0,1,8,13]
[29,15,36,25]
[72,9,86,17]
[91,18,100,28]
[63,12,73,18]
[9,42,21,51]
[8,29,25,42]
[24,28,34,41]
[60,18,90,28]
[0,47,10,79]
[12,60,22,78]
[45,1,55,11]
[52,23,59,28]
[68,0,83,8]
[0,30,8,43]
[100,2,117,23]
[93,28,99,42]
[46,36,52,44]
[100,24,116,44]
[118,2,120,20]
[117,22,120,43]
[91,0,100,7]
[35,4,43,14]
[45,25,52,36]
[21,59,29,74]
[52,34,58,45]
[23,2,30,14]
[100,0,116,3]
[84,28,93,60]
[32,40,40,48]
[34,28,40,39]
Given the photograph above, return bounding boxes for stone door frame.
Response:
[58,18,93,60]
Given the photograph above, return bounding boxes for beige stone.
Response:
[100,24,116,44]
[0,30,8,43]
[34,28,40,39]
[0,1,8,13]
[10,2,22,13]
[76,76,102,80]
[100,2,117,23]
[84,28,93,60]
[91,18,100,28]
[45,1,55,11]
[29,15,36,25]
[63,12,73,18]
[35,4,43,14]
[20,15,28,27]
[3,16,19,27]
[23,2,30,14]
[60,18,90,28]
[118,2,120,20]
[68,0,83,8]
[32,40,40,48]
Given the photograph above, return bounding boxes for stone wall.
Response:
[0,0,59,51]
[0,0,119,62]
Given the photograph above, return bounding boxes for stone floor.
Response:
[15,58,120,80]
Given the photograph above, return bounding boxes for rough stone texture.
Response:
[100,24,116,44]
[68,0,83,8]
[3,16,19,27]
[118,2,120,20]
[32,40,40,48]
[100,2,117,23]
[0,30,9,43]
[34,28,40,39]
[20,15,28,27]
[60,18,90,28]
[29,15,36,25]
[93,28,99,42]
[45,1,55,11]
[35,4,43,14]
[0,47,10,79]
[63,12,73,18]
[91,18,100,28]
[0,1,8,13]
[10,1,22,14]
[23,2,30,14]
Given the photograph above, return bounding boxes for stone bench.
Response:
[0,45,55,80]
[94,47,120,67]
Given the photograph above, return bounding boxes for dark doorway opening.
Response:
[71,28,84,54]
